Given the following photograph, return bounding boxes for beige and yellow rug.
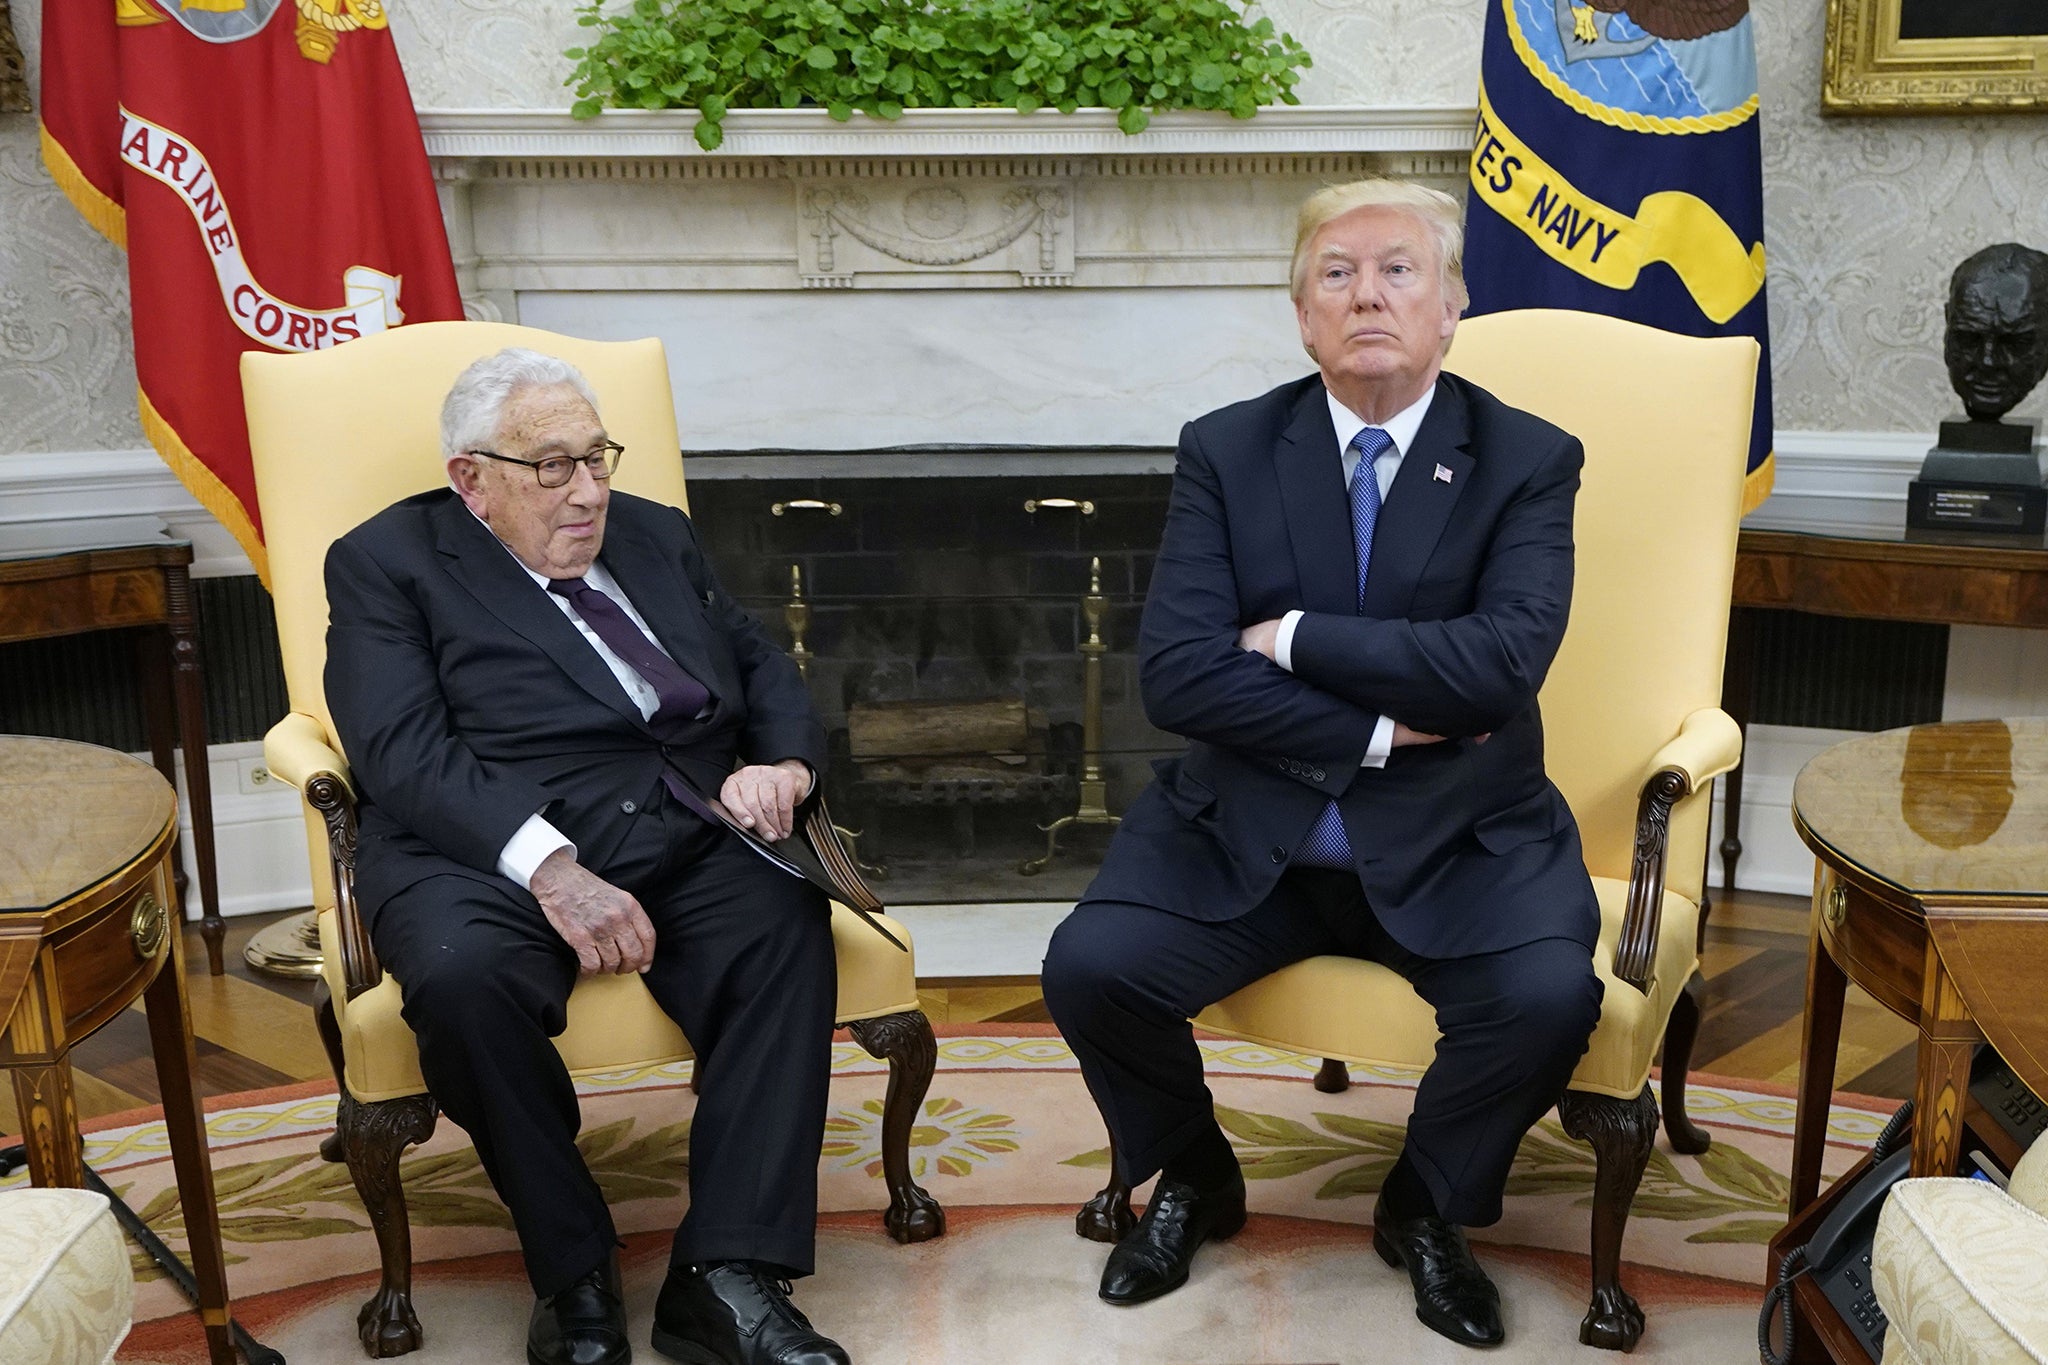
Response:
[17,1027,1887,1363]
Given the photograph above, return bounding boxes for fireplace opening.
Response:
[687,453,1175,903]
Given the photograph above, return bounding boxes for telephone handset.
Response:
[1759,1103,1915,1364]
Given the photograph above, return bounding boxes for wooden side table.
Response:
[0,736,237,1365]
[1721,525,2048,895]
[1771,718,2048,1364]
[0,526,226,973]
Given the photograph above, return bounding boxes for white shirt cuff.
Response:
[498,813,575,890]
[1361,714,1395,769]
[1274,610,1305,672]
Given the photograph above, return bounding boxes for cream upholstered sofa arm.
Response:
[1872,1172,2048,1364]
[265,711,353,798]
[2006,1138,2048,1216]
[1644,708,1741,791]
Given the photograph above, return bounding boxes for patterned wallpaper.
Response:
[4,0,2047,458]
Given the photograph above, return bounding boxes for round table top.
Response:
[1792,718,2048,902]
[0,736,177,915]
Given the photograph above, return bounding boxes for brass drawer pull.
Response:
[1823,882,1847,933]
[1024,498,1095,515]
[131,892,167,960]
[771,499,843,517]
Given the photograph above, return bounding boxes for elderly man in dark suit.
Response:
[1042,180,1604,1349]
[325,349,849,1365]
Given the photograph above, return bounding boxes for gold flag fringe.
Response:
[1741,451,1774,518]
[138,387,271,588]
[39,122,127,248]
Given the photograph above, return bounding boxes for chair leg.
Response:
[337,1089,439,1358]
[1659,974,1713,1155]
[1556,1084,1657,1353]
[1076,1130,1134,1243]
[846,1010,946,1243]
[1314,1058,1351,1093]
[314,980,349,1164]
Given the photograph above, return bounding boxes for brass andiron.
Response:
[1022,556,1120,874]
[785,563,884,878]
[784,563,813,679]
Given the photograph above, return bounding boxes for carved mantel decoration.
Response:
[801,181,1072,287]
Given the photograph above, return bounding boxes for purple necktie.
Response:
[549,575,722,823]
[548,575,710,724]
[1294,426,1391,870]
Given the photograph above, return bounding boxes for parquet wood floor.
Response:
[2,888,1920,1142]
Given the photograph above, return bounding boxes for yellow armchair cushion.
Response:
[1194,875,1699,1101]
[323,905,920,1104]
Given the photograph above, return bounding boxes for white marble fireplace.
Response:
[423,106,1472,453]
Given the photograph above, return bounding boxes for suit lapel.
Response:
[597,498,727,710]
[1273,381,1359,616]
[433,496,648,729]
[1364,376,1473,617]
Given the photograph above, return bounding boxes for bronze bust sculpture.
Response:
[1945,243,2048,423]
[1909,244,2048,534]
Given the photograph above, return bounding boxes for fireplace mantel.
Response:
[422,103,1474,450]
[418,105,1476,161]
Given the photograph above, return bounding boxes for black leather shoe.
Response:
[650,1261,850,1365]
[1098,1175,1248,1305]
[1372,1194,1504,1348]
[528,1256,631,1365]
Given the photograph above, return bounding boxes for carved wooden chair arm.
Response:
[1610,708,1743,996]
[264,712,382,999]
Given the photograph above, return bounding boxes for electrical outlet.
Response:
[237,757,276,795]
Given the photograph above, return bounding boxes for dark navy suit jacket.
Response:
[1085,371,1599,958]
[324,488,825,921]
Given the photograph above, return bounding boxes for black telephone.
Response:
[1759,1105,1914,1364]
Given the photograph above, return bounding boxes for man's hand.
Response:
[721,758,813,842]
[1391,722,1446,748]
[529,849,657,976]
[1391,723,1489,748]
[1238,618,1284,661]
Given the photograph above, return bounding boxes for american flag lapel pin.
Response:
[1433,463,1454,484]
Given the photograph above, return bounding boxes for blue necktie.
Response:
[1294,426,1391,869]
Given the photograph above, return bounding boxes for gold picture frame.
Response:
[1823,0,2048,114]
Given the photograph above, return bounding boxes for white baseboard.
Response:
[150,739,313,921]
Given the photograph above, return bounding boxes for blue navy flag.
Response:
[1463,0,1772,511]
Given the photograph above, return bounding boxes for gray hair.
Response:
[440,348,602,462]
[1289,179,1468,311]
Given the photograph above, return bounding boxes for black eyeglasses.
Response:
[466,440,625,488]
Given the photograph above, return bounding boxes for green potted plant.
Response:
[567,0,1312,149]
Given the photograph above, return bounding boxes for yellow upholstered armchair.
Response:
[245,322,943,1358]
[1075,310,1757,1353]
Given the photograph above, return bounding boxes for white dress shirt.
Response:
[1272,383,1438,769]
[478,520,681,889]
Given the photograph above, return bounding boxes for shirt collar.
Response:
[1325,381,1437,460]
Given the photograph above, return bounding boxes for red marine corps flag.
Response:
[39,0,461,582]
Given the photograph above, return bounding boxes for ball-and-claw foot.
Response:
[1578,1284,1645,1352]
[884,1186,946,1243]
[1076,1189,1135,1243]
[357,1288,423,1357]
[1663,1108,1713,1157]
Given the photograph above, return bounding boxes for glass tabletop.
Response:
[1792,718,2048,900]
[0,736,176,914]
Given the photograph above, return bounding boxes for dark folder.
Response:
[678,776,905,951]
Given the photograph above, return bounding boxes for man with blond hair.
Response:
[1043,180,1602,1348]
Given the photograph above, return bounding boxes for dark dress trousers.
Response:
[1043,373,1605,1226]
[324,488,834,1296]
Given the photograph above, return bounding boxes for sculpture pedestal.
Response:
[1908,420,2046,535]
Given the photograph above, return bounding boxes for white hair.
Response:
[440,348,602,462]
